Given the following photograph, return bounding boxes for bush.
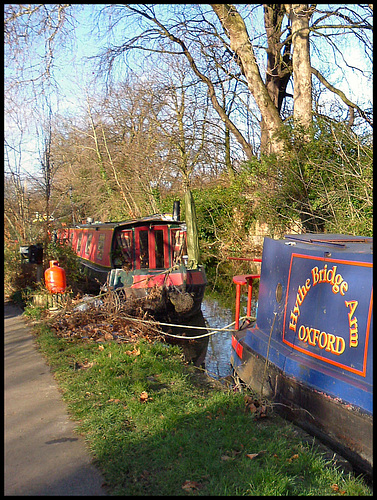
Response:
[243,119,373,236]
[4,243,37,302]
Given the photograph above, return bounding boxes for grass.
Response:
[31,321,372,496]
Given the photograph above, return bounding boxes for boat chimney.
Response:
[172,201,180,221]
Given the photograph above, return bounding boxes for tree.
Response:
[148,60,211,266]
[95,4,372,158]
[285,4,313,132]
[211,4,285,155]
[247,117,373,235]
[4,4,75,87]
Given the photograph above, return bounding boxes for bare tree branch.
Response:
[311,67,373,127]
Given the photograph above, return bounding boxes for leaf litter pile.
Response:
[49,289,165,345]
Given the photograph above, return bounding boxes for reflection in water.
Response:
[160,295,254,380]
[161,310,209,368]
[201,297,234,379]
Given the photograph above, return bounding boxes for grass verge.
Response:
[31,321,372,496]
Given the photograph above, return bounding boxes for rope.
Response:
[123,315,256,340]
[69,290,257,340]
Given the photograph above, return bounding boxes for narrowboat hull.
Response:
[107,265,207,320]
[231,330,373,474]
[230,234,373,475]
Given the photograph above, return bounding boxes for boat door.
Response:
[135,226,169,270]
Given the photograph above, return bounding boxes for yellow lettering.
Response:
[311,266,319,286]
[345,300,359,347]
[298,325,306,341]
[295,324,346,357]
[318,331,327,349]
[326,266,337,285]
[311,265,348,295]
[332,273,343,294]
[289,311,298,332]
[333,336,345,355]
[306,327,316,346]
[326,333,336,352]
[349,326,358,347]
[345,300,358,317]
[312,328,320,346]
[340,281,348,296]
[319,266,326,282]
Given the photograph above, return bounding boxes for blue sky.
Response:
[4,4,372,177]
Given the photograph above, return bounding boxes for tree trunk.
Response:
[261,4,293,151]
[224,126,235,179]
[211,4,285,156]
[285,4,313,132]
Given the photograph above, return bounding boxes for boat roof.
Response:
[284,233,373,254]
[73,214,185,230]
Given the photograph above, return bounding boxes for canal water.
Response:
[201,297,234,379]
[200,292,258,380]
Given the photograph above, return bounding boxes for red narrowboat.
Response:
[58,211,207,319]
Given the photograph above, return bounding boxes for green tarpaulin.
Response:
[184,190,200,268]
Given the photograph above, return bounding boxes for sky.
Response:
[4,4,373,178]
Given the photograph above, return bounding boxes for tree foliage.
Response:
[245,118,373,235]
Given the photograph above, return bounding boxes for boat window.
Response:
[97,234,106,260]
[139,230,149,268]
[120,231,132,261]
[172,229,186,264]
[155,230,164,268]
[114,230,133,269]
[76,232,83,252]
[85,233,93,255]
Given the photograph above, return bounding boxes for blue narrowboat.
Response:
[230,234,372,474]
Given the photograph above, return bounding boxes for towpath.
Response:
[4,301,109,496]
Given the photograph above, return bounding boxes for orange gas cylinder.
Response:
[44,260,66,293]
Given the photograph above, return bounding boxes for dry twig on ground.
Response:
[49,289,165,344]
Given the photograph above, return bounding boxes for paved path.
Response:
[4,302,109,496]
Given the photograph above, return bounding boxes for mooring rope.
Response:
[124,315,256,340]
[68,291,256,340]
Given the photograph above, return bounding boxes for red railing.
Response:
[229,257,262,330]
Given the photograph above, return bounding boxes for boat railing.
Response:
[228,257,262,330]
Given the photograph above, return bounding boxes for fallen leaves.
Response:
[221,447,244,461]
[139,391,151,403]
[182,480,203,492]
[287,453,299,463]
[244,395,268,418]
[246,450,267,460]
[125,347,141,356]
[74,360,94,370]
[331,484,346,494]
